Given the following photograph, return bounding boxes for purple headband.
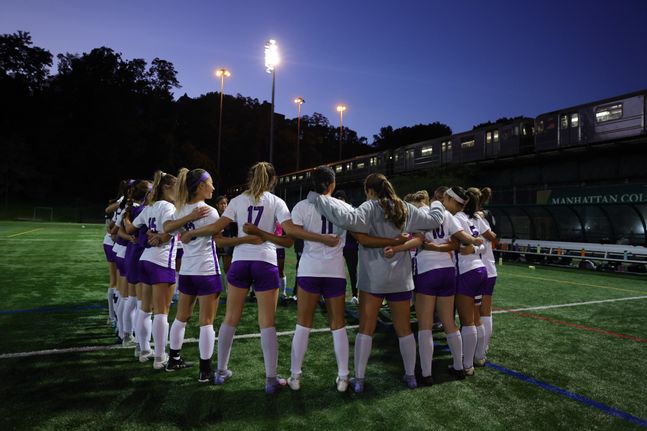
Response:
[127,179,135,186]
[189,171,211,189]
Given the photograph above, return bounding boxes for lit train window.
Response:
[298,175,303,180]
[285,177,290,183]
[335,165,342,173]
[441,142,446,152]
[571,113,579,128]
[357,162,365,169]
[461,139,475,148]
[537,120,544,133]
[560,115,569,129]
[421,146,433,155]
[447,142,452,150]
[486,132,492,144]
[346,163,352,170]
[292,175,297,180]
[513,126,519,136]
[370,157,377,166]
[279,177,284,184]
[596,104,622,122]
[493,130,499,142]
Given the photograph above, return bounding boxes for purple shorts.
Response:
[368,290,413,302]
[414,267,456,297]
[483,277,496,296]
[227,260,280,292]
[297,277,346,298]
[457,267,487,299]
[178,274,223,296]
[140,260,176,285]
[276,248,286,259]
[125,250,145,285]
[103,244,117,263]
[115,256,127,277]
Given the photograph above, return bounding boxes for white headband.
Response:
[446,188,465,204]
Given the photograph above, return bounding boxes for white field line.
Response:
[2,295,647,360]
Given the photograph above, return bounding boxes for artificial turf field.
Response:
[0,221,646,431]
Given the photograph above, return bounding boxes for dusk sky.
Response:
[3,0,647,141]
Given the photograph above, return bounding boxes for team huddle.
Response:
[102,161,497,393]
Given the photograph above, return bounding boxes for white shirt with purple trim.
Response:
[134,200,178,269]
[222,191,291,266]
[173,202,220,276]
[477,215,497,278]
[454,211,485,275]
[415,209,463,274]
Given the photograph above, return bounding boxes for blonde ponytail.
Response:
[245,162,276,203]
[175,168,190,211]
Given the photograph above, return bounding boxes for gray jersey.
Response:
[308,192,444,294]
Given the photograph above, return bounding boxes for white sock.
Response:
[260,327,278,378]
[169,319,187,351]
[122,296,136,335]
[283,276,291,296]
[290,324,311,377]
[115,296,124,337]
[107,288,115,320]
[152,314,169,358]
[418,330,434,377]
[481,315,493,352]
[354,333,373,379]
[280,277,286,296]
[475,324,486,361]
[130,298,139,340]
[217,323,236,371]
[139,311,152,352]
[398,333,416,376]
[446,330,464,370]
[461,325,478,369]
[332,327,349,378]
[199,325,215,360]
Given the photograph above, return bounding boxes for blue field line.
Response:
[0,305,106,315]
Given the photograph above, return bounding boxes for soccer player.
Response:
[282,166,350,392]
[332,190,359,305]
[183,162,293,393]
[308,173,445,392]
[215,196,236,274]
[103,181,126,326]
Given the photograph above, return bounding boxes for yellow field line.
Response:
[6,228,44,238]
[504,272,647,294]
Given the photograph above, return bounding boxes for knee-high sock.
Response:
[354,333,373,379]
[122,296,136,335]
[152,314,169,358]
[290,324,311,377]
[279,277,287,296]
[418,330,434,377]
[199,325,215,360]
[260,327,278,378]
[217,323,236,371]
[446,330,464,370]
[115,296,124,337]
[169,319,187,352]
[332,327,349,378]
[481,315,493,351]
[131,299,140,340]
[107,288,115,320]
[283,276,291,296]
[398,333,416,376]
[138,311,152,352]
[461,325,478,369]
[475,324,486,361]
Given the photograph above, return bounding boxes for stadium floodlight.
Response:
[336,105,347,160]
[214,68,231,194]
[265,39,279,163]
[294,97,305,170]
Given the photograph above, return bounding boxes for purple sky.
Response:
[2,0,647,141]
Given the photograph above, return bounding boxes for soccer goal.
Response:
[32,207,54,222]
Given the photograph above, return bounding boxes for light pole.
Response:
[336,104,346,160]
[265,39,279,164]
[215,68,230,193]
[294,97,305,170]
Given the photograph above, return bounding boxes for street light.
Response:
[215,68,231,193]
[294,97,305,170]
[336,104,347,160]
[265,39,279,164]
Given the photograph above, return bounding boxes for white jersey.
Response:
[171,202,220,276]
[477,215,497,278]
[291,198,350,279]
[454,212,485,275]
[222,191,291,265]
[112,206,127,258]
[134,201,177,269]
[103,196,123,246]
[415,209,463,274]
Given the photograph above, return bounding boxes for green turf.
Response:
[1,220,646,430]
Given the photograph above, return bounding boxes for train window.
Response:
[441,142,446,152]
[546,118,556,130]
[370,157,377,166]
[596,103,622,123]
[335,165,342,173]
[571,113,579,128]
[285,177,290,183]
[292,175,297,181]
[560,115,569,129]
[461,138,475,148]
[513,126,519,136]
[523,125,533,136]
[486,132,492,144]
[346,163,352,170]
[421,146,432,155]
[357,162,365,169]
[537,120,544,133]
[493,130,499,142]
[298,175,303,180]
[447,142,452,151]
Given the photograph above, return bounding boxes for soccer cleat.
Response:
[350,296,359,306]
[134,344,141,358]
[336,376,349,393]
[166,356,192,372]
[122,333,135,347]
[474,357,487,367]
[264,375,287,394]
[447,365,466,380]
[287,375,301,391]
[421,375,434,386]
[114,336,123,345]
[138,350,153,363]
[214,369,233,385]
[350,377,365,393]
[153,353,169,370]
[464,366,475,377]
[198,369,215,383]
[403,374,418,389]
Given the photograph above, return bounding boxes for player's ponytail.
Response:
[245,162,276,203]
[148,170,177,205]
[364,173,407,231]
[464,187,482,219]
[310,165,336,194]
[175,168,208,211]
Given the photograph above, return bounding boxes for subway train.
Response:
[230,88,647,194]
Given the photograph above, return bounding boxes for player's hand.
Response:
[189,206,210,221]
[243,223,261,235]
[460,244,475,255]
[181,231,193,244]
[473,237,484,246]
[395,233,409,245]
[384,246,395,258]
[322,234,340,247]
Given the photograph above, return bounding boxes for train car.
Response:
[392,138,442,173]
[535,89,647,152]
